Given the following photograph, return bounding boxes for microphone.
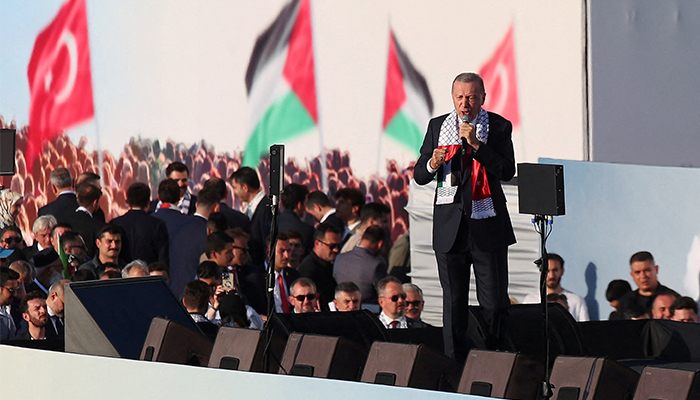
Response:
[461,114,471,154]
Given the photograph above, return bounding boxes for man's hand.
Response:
[430,148,448,170]
[459,122,481,151]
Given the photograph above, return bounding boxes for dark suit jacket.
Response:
[234,263,267,315]
[168,215,208,297]
[111,209,169,265]
[59,210,105,258]
[333,246,387,304]
[414,112,516,253]
[219,203,252,233]
[323,213,345,233]
[38,192,78,221]
[278,210,315,254]
[248,195,272,266]
[297,252,336,311]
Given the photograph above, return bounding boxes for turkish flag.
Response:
[479,25,520,129]
[27,0,94,169]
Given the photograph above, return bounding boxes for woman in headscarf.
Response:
[0,189,23,229]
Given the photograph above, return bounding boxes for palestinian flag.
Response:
[243,0,317,167]
[382,29,433,155]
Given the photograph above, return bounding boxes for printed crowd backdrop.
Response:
[0,0,587,241]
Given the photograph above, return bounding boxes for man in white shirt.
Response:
[523,253,589,321]
[377,276,427,329]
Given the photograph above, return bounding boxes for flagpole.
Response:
[309,0,328,193]
[375,19,392,179]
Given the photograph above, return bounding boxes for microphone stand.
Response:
[533,214,554,399]
[262,193,280,373]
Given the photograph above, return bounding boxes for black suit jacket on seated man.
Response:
[414,108,516,362]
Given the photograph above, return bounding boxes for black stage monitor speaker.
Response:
[0,129,16,175]
[360,342,461,392]
[64,276,201,359]
[208,326,285,372]
[271,309,388,351]
[550,356,639,400]
[633,366,700,400]
[279,333,368,381]
[140,317,213,366]
[518,163,565,216]
[269,144,284,197]
[458,350,544,400]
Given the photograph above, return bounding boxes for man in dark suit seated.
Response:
[150,162,198,215]
[376,276,427,329]
[38,167,76,222]
[278,183,315,256]
[59,182,105,259]
[288,277,320,313]
[111,182,169,265]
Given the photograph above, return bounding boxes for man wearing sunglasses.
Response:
[297,223,343,311]
[288,278,319,313]
[0,266,20,340]
[377,277,427,329]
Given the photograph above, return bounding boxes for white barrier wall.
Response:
[0,345,486,400]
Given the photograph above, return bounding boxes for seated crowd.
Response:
[0,162,420,342]
[1,161,697,345]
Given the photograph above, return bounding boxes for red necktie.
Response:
[278,274,290,313]
[389,321,399,329]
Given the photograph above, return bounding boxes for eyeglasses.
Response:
[383,293,407,302]
[2,285,18,293]
[232,246,249,253]
[3,237,22,244]
[294,294,317,302]
[317,240,341,251]
[406,300,423,308]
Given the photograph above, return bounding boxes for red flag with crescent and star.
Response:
[479,24,519,130]
[27,0,94,169]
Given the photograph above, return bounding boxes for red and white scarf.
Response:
[435,109,496,219]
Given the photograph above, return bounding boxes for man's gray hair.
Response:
[33,215,58,235]
[48,279,66,295]
[50,167,73,190]
[402,283,423,298]
[452,72,485,94]
[122,260,148,278]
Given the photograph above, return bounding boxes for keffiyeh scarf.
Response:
[435,109,496,219]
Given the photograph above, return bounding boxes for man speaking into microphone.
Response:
[414,72,516,362]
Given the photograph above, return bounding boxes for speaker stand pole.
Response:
[262,193,281,373]
[533,214,553,399]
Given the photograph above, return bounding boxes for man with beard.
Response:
[523,253,589,321]
[15,291,49,340]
